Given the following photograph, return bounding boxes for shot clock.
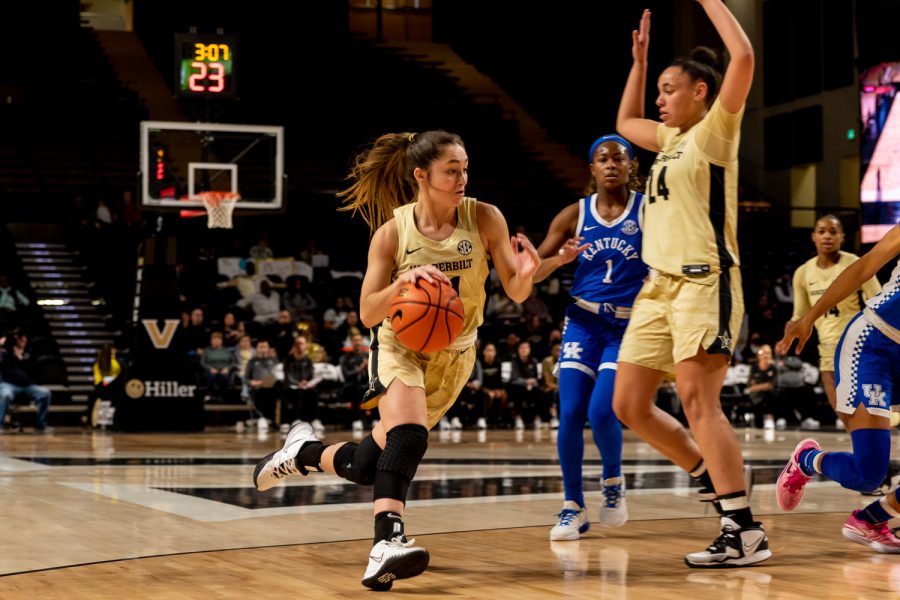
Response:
[175,33,237,99]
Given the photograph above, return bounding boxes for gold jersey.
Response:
[792,251,882,345]
[642,98,744,277]
[386,197,489,350]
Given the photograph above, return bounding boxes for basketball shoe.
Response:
[776,438,821,511]
[550,501,590,541]
[253,420,319,491]
[361,536,430,591]
[600,476,628,528]
[684,516,771,568]
[842,510,900,553]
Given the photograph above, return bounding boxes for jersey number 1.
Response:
[648,166,670,204]
[603,259,613,283]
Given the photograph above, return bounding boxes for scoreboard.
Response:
[174,33,237,99]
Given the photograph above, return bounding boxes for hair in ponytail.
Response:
[670,46,723,108]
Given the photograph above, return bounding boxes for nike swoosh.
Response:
[583,226,598,231]
[370,553,384,563]
[405,247,422,255]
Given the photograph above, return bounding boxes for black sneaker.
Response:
[684,517,771,568]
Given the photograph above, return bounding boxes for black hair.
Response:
[670,46,723,108]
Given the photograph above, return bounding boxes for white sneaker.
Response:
[257,417,269,432]
[361,537,430,591]
[550,500,590,541]
[775,418,786,431]
[836,418,847,431]
[476,417,487,430]
[450,416,463,430]
[763,418,775,430]
[253,420,320,491]
[311,419,325,435]
[801,417,821,431]
[550,417,560,430]
[279,423,290,434]
[600,476,628,528]
[439,417,451,431]
[684,517,771,567]
[534,416,544,429]
[352,419,364,433]
[514,416,525,431]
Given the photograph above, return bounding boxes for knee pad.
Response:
[377,424,429,480]
[333,435,382,485]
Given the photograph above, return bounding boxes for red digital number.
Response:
[188,61,225,93]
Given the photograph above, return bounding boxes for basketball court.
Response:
[0,427,896,598]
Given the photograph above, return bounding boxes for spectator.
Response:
[0,275,29,327]
[283,336,322,432]
[338,310,369,349]
[776,353,820,430]
[519,314,550,360]
[282,276,318,323]
[218,260,272,301]
[317,312,344,361]
[322,296,349,328]
[200,332,237,401]
[340,332,371,431]
[541,341,561,429]
[235,334,255,398]
[508,341,544,429]
[221,311,242,347]
[95,198,114,226]
[443,358,484,430]
[746,344,777,429]
[245,339,283,428]
[239,280,281,327]
[249,232,274,260]
[270,309,298,359]
[90,343,122,428]
[479,342,508,427]
[182,307,210,359]
[498,331,521,363]
[0,330,51,431]
[521,286,552,324]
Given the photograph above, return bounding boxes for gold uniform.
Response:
[619,99,745,373]
[792,251,882,371]
[362,197,489,429]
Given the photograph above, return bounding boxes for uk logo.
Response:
[621,220,639,235]
[863,384,887,407]
[562,342,583,360]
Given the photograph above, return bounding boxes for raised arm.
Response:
[616,9,660,152]
[697,0,754,113]
[778,225,900,355]
[477,202,539,303]
[358,220,449,328]
[533,203,588,283]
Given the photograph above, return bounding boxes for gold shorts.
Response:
[362,326,476,430]
[618,267,744,373]
[817,341,837,373]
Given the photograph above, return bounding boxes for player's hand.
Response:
[632,9,651,65]
[511,233,540,280]
[395,265,450,287]
[776,317,814,356]
[556,236,590,265]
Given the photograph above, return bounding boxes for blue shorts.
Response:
[835,312,900,418]
[558,304,629,380]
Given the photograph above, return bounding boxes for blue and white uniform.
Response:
[835,259,900,417]
[556,189,647,510]
[560,190,647,378]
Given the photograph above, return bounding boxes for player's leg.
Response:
[550,311,597,540]
[588,339,626,527]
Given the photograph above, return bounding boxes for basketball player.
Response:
[532,135,646,540]
[613,3,769,567]
[252,130,540,590]
[776,224,900,553]
[792,214,881,427]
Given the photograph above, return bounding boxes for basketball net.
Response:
[197,191,240,229]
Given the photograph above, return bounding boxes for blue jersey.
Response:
[866,258,900,337]
[569,190,647,307]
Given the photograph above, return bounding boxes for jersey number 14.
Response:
[648,166,670,204]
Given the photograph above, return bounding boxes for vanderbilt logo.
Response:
[142,319,180,349]
[863,384,887,407]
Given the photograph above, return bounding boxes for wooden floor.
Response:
[0,425,898,598]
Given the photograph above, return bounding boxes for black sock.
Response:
[374,510,405,545]
[718,492,754,528]
[298,441,326,472]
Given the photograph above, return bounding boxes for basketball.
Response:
[389,278,465,353]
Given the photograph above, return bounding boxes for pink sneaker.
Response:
[842,510,900,553]
[776,438,821,511]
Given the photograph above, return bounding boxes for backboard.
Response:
[140,121,284,210]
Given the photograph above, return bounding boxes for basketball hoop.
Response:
[197,191,240,229]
